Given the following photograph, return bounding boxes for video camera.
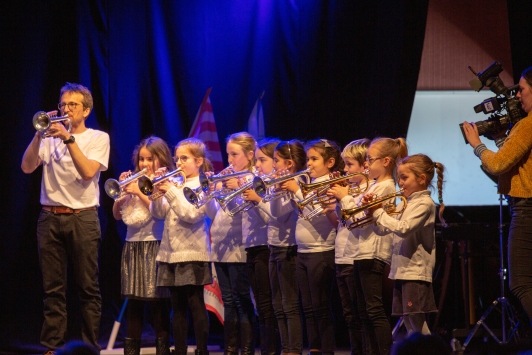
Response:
[459,62,526,143]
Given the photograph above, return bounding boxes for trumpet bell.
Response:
[138,168,186,200]
[33,111,71,137]
[104,179,121,200]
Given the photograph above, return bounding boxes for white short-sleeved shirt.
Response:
[38,128,110,209]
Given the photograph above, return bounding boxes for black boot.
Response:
[240,322,255,355]
[155,337,170,355]
[260,325,278,355]
[124,337,141,355]
[224,321,239,355]
[195,349,210,355]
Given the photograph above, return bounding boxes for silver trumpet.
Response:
[138,168,186,200]
[104,169,148,201]
[252,169,310,202]
[33,111,71,138]
[213,180,256,217]
[183,172,211,208]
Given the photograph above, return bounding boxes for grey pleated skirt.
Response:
[121,240,170,300]
[157,261,212,287]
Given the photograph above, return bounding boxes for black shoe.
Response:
[156,337,170,355]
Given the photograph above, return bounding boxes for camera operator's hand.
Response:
[462,121,482,148]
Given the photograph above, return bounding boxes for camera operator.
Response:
[462,66,532,327]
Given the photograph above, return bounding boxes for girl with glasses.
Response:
[150,138,213,355]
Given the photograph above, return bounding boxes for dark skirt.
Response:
[157,261,212,287]
[121,240,170,300]
[391,279,438,316]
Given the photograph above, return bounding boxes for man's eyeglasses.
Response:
[366,156,382,165]
[58,102,81,111]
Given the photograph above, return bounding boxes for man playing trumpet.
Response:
[21,83,110,354]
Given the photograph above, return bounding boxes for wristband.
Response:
[63,135,75,145]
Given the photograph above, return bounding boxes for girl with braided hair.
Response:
[362,153,447,335]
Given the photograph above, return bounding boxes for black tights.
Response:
[170,285,210,352]
[126,298,170,339]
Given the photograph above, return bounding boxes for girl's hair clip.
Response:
[320,139,331,147]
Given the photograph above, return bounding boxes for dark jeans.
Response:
[270,245,302,354]
[336,263,364,355]
[36,209,102,350]
[170,285,210,352]
[508,197,532,324]
[354,258,392,355]
[214,262,256,334]
[246,246,276,327]
[296,250,335,353]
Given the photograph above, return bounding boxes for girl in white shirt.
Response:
[264,140,307,355]
[151,138,212,355]
[343,137,408,355]
[281,139,343,355]
[112,136,174,355]
[205,132,257,355]
[327,138,371,355]
[363,154,446,335]
[242,138,281,355]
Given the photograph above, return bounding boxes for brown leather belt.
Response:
[42,206,97,214]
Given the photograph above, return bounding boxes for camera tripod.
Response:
[452,193,519,354]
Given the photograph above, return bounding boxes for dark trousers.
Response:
[36,209,102,350]
[296,250,335,353]
[354,258,392,355]
[247,246,276,327]
[170,285,210,352]
[215,262,256,352]
[508,197,532,324]
[270,245,302,354]
[336,263,364,355]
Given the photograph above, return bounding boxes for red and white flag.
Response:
[204,264,224,324]
[189,87,224,172]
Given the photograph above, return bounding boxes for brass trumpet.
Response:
[104,168,148,201]
[341,189,406,230]
[252,168,310,202]
[295,171,370,221]
[33,111,71,137]
[138,168,186,200]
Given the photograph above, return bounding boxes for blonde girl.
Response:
[268,140,307,355]
[363,154,445,335]
[112,136,173,355]
[242,138,281,355]
[150,138,212,355]
[327,138,371,355]
[343,137,408,355]
[205,132,257,355]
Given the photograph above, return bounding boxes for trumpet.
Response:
[183,172,211,208]
[341,189,406,230]
[138,168,187,200]
[252,169,310,202]
[295,171,369,221]
[104,169,148,201]
[299,171,369,197]
[212,180,256,217]
[33,111,71,137]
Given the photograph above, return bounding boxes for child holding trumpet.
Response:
[361,154,446,335]
[112,136,174,355]
[342,137,408,355]
[327,138,372,355]
[150,138,213,355]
